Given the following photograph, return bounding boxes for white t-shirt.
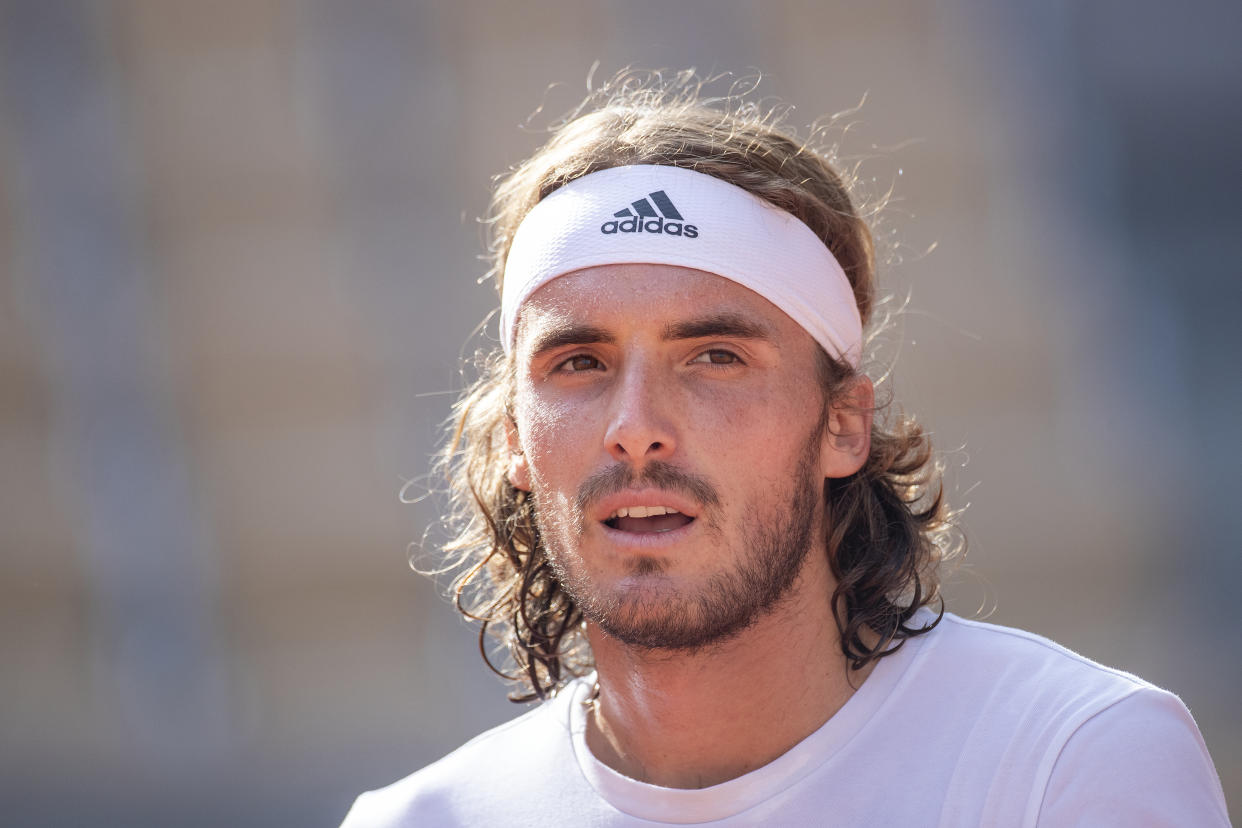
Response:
[341,612,1230,826]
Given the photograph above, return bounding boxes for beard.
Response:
[532,428,824,652]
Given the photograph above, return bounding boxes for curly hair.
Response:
[436,70,960,701]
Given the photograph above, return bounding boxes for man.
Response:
[343,78,1230,826]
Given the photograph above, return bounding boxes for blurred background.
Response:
[1,0,1238,824]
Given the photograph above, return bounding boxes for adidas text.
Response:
[600,216,699,237]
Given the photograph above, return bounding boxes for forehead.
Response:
[512,264,809,350]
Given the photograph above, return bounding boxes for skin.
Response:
[507,264,875,789]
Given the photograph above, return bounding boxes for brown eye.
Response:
[692,349,741,365]
[563,354,601,372]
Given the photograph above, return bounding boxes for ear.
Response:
[505,416,532,491]
[820,374,874,479]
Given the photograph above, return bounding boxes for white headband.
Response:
[500,165,863,366]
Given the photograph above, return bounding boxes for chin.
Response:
[582,573,765,652]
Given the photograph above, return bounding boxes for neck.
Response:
[583,557,873,789]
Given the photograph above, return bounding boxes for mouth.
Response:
[603,505,696,534]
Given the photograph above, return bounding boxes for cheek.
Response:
[686,377,809,435]
[515,392,600,485]
[685,382,822,476]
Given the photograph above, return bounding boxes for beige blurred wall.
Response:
[1,1,1236,822]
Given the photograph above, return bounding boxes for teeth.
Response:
[607,505,679,520]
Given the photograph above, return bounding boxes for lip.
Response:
[591,488,703,524]
[598,513,700,549]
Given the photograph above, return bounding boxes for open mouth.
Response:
[603,505,695,534]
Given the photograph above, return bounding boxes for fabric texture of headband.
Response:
[500,164,863,366]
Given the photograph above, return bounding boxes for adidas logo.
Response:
[600,190,699,238]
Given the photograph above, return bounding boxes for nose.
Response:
[604,359,677,465]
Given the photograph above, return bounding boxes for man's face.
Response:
[508,264,859,651]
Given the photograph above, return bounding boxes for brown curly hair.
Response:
[435,70,960,701]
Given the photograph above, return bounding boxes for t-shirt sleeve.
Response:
[1036,687,1231,827]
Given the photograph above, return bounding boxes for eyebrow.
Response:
[528,323,616,358]
[526,312,773,359]
[661,312,774,342]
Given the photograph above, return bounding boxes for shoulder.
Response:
[339,686,581,828]
[899,613,1160,765]
[917,614,1229,825]
[930,613,1151,709]
[1035,686,1231,826]
[928,613,1202,755]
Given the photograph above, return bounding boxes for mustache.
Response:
[576,460,721,515]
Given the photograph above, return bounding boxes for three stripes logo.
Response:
[600,190,699,238]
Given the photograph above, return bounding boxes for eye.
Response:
[690,349,742,366]
[556,353,604,373]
